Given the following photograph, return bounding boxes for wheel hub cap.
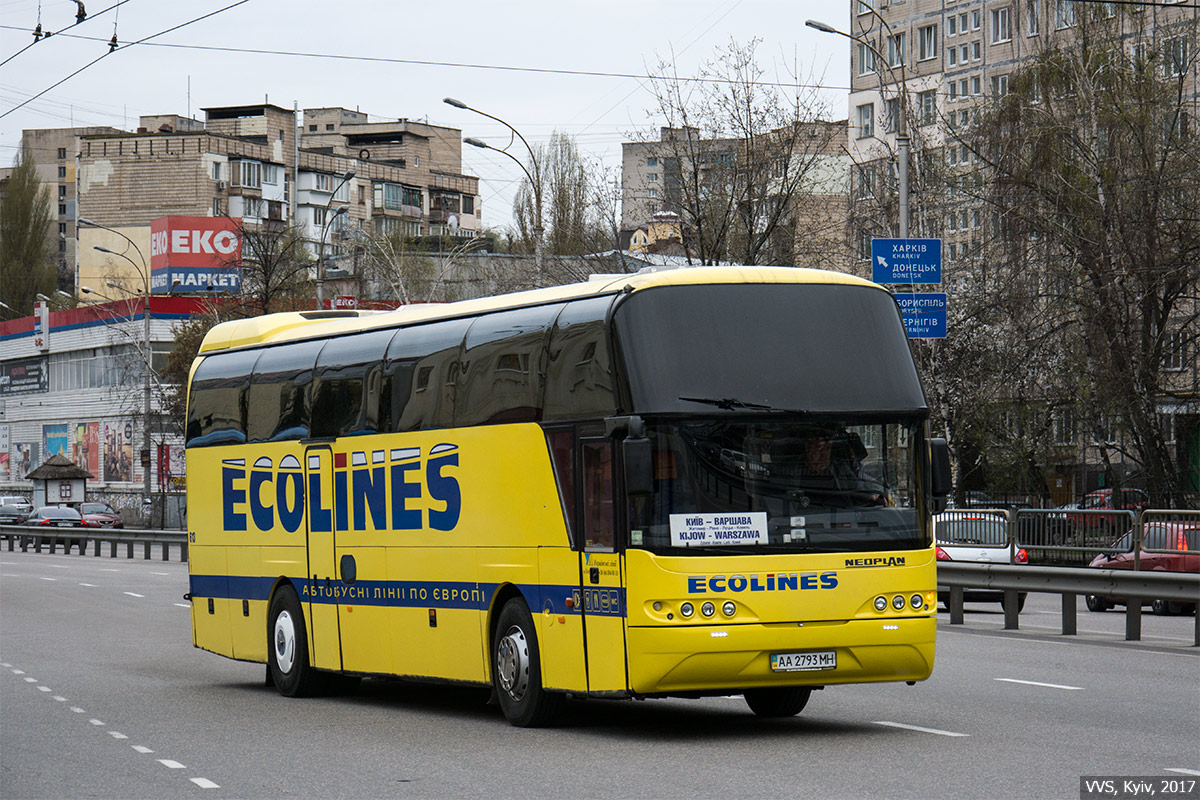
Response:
[274,609,296,674]
[496,625,529,701]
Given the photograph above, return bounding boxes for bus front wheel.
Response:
[744,686,812,718]
[492,599,563,727]
[268,586,323,697]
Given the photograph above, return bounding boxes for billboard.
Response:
[150,216,242,294]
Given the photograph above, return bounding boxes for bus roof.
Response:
[197,266,879,354]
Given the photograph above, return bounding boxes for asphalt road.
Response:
[2,549,1197,799]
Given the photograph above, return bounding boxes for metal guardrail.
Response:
[938,562,1200,646]
[0,524,188,562]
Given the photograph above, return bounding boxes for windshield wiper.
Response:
[679,396,777,411]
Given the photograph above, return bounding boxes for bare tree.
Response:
[968,10,1200,504]
[644,38,840,266]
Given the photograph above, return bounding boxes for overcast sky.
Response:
[0,0,853,230]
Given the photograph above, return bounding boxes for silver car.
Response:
[935,512,1028,612]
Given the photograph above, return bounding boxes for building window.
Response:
[646,156,657,167]
[58,203,66,216]
[262,164,281,185]
[58,239,66,252]
[918,25,938,61]
[858,42,876,75]
[971,76,981,95]
[213,198,222,216]
[462,195,475,215]
[213,162,222,180]
[57,147,67,159]
[648,173,658,182]
[948,15,957,36]
[991,7,1011,43]
[647,188,659,198]
[325,124,335,131]
[1165,36,1189,77]
[961,44,970,63]
[1027,0,1040,35]
[58,222,66,235]
[885,99,901,132]
[856,164,875,199]
[970,10,981,29]
[1055,0,1075,29]
[918,90,937,126]
[1163,330,1186,371]
[243,197,263,219]
[857,103,875,138]
[972,40,981,60]
[236,160,261,189]
[887,33,906,67]
[991,74,1010,96]
[949,81,959,101]
[1052,408,1075,446]
[308,125,317,131]
[57,166,67,178]
[58,185,67,198]
[948,47,958,67]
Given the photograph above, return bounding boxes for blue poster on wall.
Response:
[44,423,70,457]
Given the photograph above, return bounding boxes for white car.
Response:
[0,496,33,515]
[934,512,1027,612]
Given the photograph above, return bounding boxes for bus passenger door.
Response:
[578,439,627,693]
[303,446,341,671]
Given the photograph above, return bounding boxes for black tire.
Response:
[744,687,812,718]
[492,599,563,727]
[1085,594,1108,612]
[1000,592,1027,613]
[267,585,324,697]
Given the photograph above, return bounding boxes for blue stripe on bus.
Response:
[188,575,626,617]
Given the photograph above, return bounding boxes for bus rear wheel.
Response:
[268,586,323,697]
[492,599,563,727]
[744,687,812,718]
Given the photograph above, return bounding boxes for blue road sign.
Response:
[872,238,942,284]
[895,292,947,339]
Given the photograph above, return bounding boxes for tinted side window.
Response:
[456,304,563,427]
[310,329,393,438]
[384,318,471,432]
[187,349,259,447]
[245,340,323,442]
[544,296,617,420]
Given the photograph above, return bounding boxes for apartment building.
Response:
[20,103,481,301]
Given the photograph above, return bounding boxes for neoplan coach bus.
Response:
[185,265,951,727]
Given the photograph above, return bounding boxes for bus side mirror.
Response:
[623,436,653,498]
[930,438,951,514]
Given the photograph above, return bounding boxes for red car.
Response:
[1085,522,1199,615]
[79,502,124,529]
[1067,488,1150,527]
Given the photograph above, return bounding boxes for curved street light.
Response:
[444,97,544,279]
[807,10,911,238]
[316,170,356,308]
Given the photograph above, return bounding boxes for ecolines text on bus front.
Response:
[219,444,461,533]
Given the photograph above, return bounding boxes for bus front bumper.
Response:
[625,615,935,696]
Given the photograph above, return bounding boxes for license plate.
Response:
[770,651,836,672]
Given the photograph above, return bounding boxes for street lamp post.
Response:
[84,225,155,525]
[315,170,356,309]
[443,97,544,280]
[318,205,349,308]
[807,12,910,238]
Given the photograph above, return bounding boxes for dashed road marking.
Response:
[124,592,145,598]
[132,745,154,754]
[995,678,1084,691]
[108,731,128,740]
[159,759,186,770]
[90,719,105,726]
[191,778,220,789]
[874,720,970,737]
[1167,769,1200,776]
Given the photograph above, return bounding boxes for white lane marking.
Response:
[23,677,37,683]
[108,731,128,740]
[37,686,51,692]
[52,696,66,702]
[191,778,220,789]
[151,572,170,576]
[11,669,25,675]
[158,759,186,770]
[39,577,57,581]
[0,663,9,667]
[89,719,105,726]
[132,745,154,754]
[174,603,191,608]
[70,707,84,713]
[1167,769,1200,776]
[79,583,96,587]
[99,568,119,572]
[995,678,1084,691]
[874,720,970,737]
[124,592,145,598]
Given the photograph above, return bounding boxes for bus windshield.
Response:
[630,418,925,555]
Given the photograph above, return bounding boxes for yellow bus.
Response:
[185,265,951,726]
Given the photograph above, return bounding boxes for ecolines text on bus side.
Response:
[220,444,461,534]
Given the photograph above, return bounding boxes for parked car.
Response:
[79,502,123,528]
[1085,522,1199,616]
[0,503,28,525]
[0,495,33,515]
[1066,489,1150,529]
[25,506,84,528]
[935,512,1028,612]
